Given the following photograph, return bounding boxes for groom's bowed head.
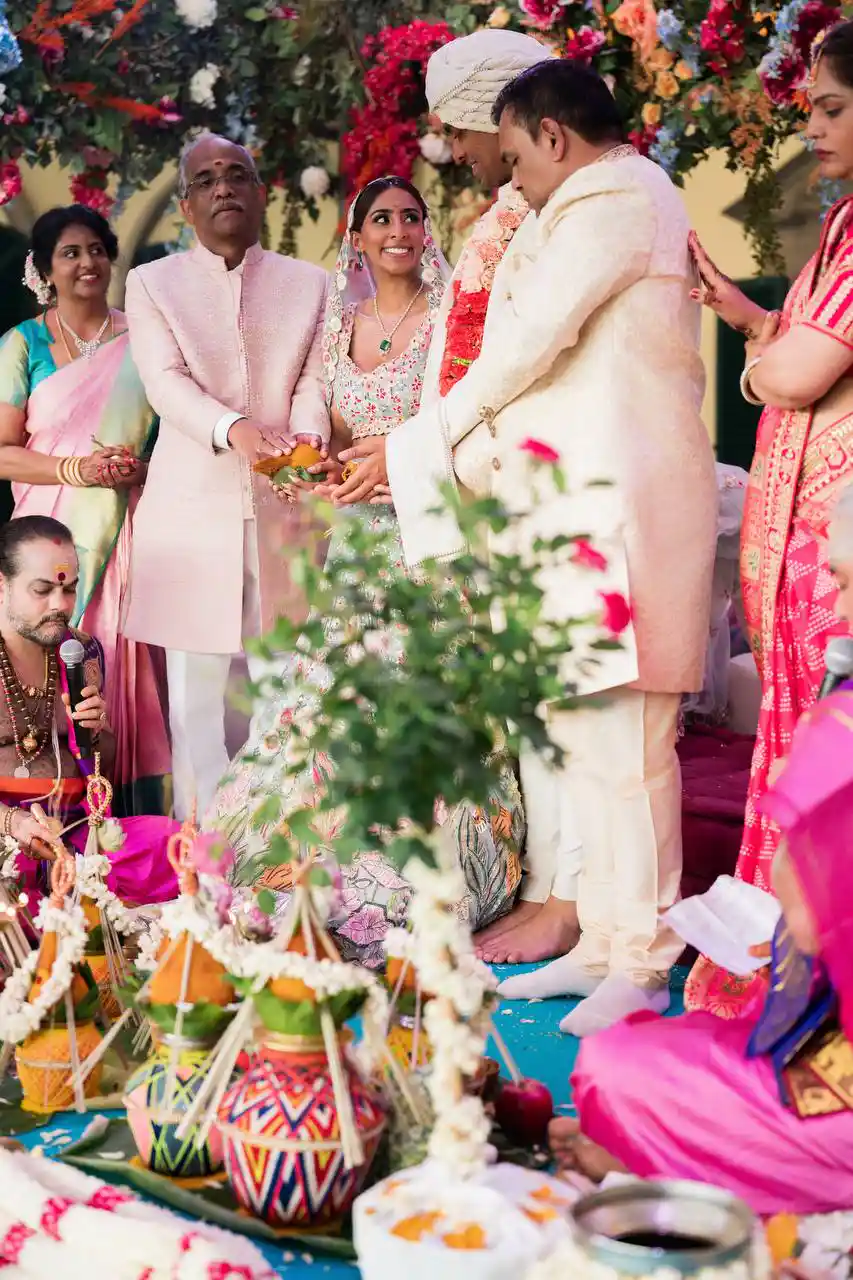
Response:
[424,28,557,189]
[492,59,626,214]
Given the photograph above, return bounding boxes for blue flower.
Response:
[0,0,21,76]
[650,125,681,175]
[657,9,684,50]
[774,0,807,41]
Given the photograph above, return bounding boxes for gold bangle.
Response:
[55,458,69,485]
[68,456,85,487]
[2,806,15,839]
[740,356,764,407]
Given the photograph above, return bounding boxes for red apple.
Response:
[494,1077,554,1147]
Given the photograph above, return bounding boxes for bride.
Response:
[204,175,524,966]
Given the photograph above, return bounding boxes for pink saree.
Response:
[9,332,170,807]
[686,198,853,1017]
[573,681,853,1218]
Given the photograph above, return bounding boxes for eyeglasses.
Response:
[184,165,259,197]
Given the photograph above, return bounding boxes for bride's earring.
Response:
[356,249,364,271]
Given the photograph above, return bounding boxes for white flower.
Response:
[292,54,312,85]
[299,165,330,200]
[0,85,6,108]
[418,132,453,166]
[189,64,221,109]
[175,0,217,30]
[97,818,125,853]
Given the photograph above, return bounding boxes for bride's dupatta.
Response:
[11,331,155,623]
[741,197,853,675]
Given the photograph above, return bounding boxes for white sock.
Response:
[558,973,669,1037]
[497,954,604,1001]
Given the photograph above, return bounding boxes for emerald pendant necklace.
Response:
[373,283,424,356]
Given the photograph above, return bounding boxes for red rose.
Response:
[599,591,632,635]
[519,438,560,464]
[572,539,608,572]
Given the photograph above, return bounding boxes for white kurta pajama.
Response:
[388,152,717,983]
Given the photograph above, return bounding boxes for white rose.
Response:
[418,132,452,166]
[292,54,311,85]
[190,64,221,109]
[175,0,217,29]
[299,165,330,200]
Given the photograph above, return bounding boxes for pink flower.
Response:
[189,831,236,878]
[519,437,560,464]
[565,26,607,62]
[572,539,608,572]
[69,171,114,217]
[520,0,565,30]
[0,161,22,207]
[337,903,388,947]
[599,591,632,636]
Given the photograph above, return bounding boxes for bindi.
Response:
[54,563,70,582]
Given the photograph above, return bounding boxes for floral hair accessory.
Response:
[22,252,52,307]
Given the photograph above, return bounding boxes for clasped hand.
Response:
[330,437,391,506]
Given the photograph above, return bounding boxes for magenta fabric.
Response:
[759,685,853,1040]
[573,1009,853,1217]
[678,726,752,900]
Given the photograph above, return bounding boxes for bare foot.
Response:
[549,1116,627,1183]
[474,899,541,954]
[480,895,579,964]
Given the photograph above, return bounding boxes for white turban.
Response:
[426,29,555,133]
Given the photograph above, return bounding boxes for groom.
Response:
[334,59,716,1034]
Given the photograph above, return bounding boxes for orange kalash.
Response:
[252,443,323,479]
[268,929,320,1004]
[148,933,234,1008]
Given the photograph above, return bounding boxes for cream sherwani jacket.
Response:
[123,242,329,655]
[387,153,717,696]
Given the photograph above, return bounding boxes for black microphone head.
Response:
[58,638,85,668]
[824,635,853,676]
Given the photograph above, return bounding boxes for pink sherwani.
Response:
[123,241,329,655]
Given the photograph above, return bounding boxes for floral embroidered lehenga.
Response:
[203,210,523,967]
[687,197,853,1017]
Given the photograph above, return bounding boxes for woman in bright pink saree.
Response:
[0,206,170,815]
[560,496,853,1215]
[685,22,853,1018]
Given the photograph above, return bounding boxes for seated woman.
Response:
[0,205,170,816]
[554,485,853,1219]
[204,176,523,967]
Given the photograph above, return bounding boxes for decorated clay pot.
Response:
[124,1036,224,1178]
[386,1013,432,1072]
[85,953,121,1020]
[16,1023,103,1113]
[218,1033,386,1228]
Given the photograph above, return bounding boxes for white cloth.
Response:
[518,744,582,902]
[211,261,246,450]
[167,518,269,819]
[426,29,555,132]
[554,688,684,984]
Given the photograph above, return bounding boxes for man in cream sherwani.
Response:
[123,134,329,820]
[335,60,716,1034]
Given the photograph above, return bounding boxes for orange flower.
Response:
[642,101,662,127]
[647,45,674,71]
[655,70,681,99]
[674,58,694,80]
[612,0,658,63]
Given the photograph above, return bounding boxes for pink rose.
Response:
[572,539,608,572]
[599,591,632,636]
[189,832,236,878]
[519,438,560,464]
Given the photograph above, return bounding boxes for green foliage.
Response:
[230,976,367,1034]
[241,473,615,882]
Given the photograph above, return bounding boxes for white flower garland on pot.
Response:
[0,899,87,1045]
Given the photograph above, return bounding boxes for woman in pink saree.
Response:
[0,206,170,815]
[555,488,853,1217]
[685,21,853,1017]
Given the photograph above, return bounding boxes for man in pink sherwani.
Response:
[123,134,330,819]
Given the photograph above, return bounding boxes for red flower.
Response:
[792,0,840,59]
[519,438,560,464]
[0,160,22,208]
[699,0,749,75]
[599,591,632,636]
[70,171,114,217]
[520,0,565,30]
[572,539,608,572]
[628,123,659,157]
[759,51,807,105]
[565,26,607,63]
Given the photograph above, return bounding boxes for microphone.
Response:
[818,635,853,701]
[58,637,92,758]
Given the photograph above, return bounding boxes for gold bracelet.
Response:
[57,457,85,487]
[2,806,15,839]
[740,356,764,407]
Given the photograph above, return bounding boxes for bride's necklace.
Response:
[372,284,425,356]
[57,310,113,361]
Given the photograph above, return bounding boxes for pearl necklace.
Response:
[372,284,425,356]
[57,310,113,361]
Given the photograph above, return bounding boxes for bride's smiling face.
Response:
[351,186,426,282]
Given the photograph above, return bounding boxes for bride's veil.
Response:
[321,177,452,401]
